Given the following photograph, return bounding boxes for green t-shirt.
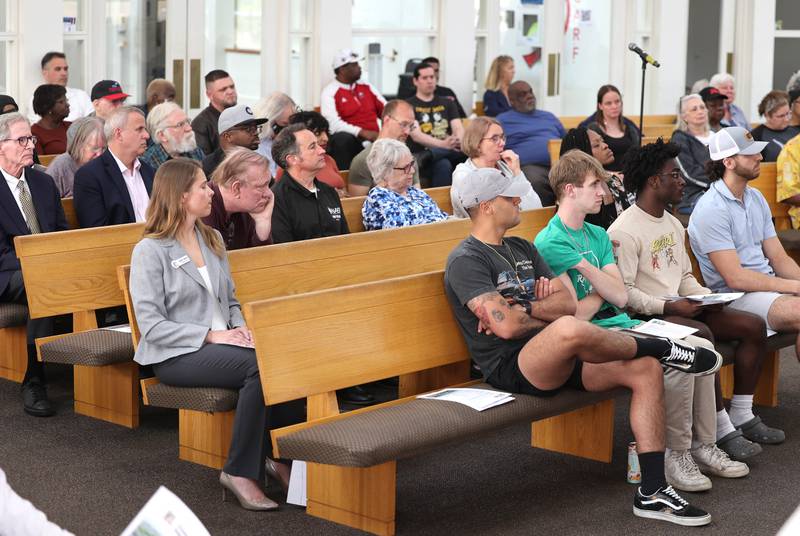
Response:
[534,214,639,329]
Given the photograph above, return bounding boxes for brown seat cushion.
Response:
[276,385,625,467]
[777,229,800,251]
[40,328,134,366]
[145,382,238,413]
[0,303,27,329]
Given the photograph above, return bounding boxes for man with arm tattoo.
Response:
[445,167,720,527]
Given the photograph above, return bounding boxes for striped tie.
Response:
[17,179,41,234]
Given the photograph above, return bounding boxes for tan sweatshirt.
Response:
[608,204,709,315]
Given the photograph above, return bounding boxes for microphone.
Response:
[628,43,660,68]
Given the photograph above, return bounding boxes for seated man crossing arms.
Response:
[608,139,780,462]
[445,166,718,526]
[534,151,736,494]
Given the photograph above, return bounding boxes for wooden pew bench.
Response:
[0,303,29,382]
[123,208,555,469]
[549,136,664,166]
[245,270,625,536]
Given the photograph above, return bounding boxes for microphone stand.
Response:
[637,57,648,146]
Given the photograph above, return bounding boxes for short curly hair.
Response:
[621,138,680,195]
[32,84,67,117]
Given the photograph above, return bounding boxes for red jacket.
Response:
[321,80,386,136]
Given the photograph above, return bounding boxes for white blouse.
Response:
[197,266,229,331]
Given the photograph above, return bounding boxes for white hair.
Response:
[676,93,709,135]
[0,112,29,140]
[366,138,412,185]
[787,70,800,93]
[689,78,709,95]
[103,105,144,140]
[146,101,182,138]
[253,92,296,140]
[709,72,734,88]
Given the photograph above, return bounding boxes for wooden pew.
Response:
[61,197,79,230]
[559,114,676,130]
[122,207,556,468]
[341,186,454,233]
[750,163,790,230]
[15,223,146,427]
[548,136,663,165]
[39,154,60,167]
[473,101,484,116]
[245,270,620,536]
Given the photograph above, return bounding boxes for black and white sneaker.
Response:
[633,485,711,527]
[658,339,722,376]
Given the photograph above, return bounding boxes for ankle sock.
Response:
[729,394,756,427]
[716,409,737,440]
[633,337,672,359]
[638,450,667,495]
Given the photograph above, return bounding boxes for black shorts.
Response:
[486,350,584,397]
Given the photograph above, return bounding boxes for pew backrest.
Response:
[61,197,78,230]
[749,163,789,230]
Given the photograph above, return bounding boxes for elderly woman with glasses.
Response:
[362,138,448,230]
[751,90,800,162]
[450,116,541,217]
[45,117,106,197]
[671,94,712,215]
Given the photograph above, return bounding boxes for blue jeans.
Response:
[424,147,467,187]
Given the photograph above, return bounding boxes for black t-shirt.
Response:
[751,124,800,162]
[406,94,460,153]
[270,173,349,243]
[444,235,555,379]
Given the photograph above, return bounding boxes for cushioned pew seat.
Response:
[0,303,27,328]
[144,382,238,413]
[39,329,134,366]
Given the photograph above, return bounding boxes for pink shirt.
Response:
[109,150,149,222]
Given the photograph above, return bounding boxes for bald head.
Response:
[509,81,536,113]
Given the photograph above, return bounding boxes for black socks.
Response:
[633,336,671,359]
[638,451,667,495]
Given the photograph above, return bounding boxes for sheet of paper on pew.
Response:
[417,387,515,411]
[101,324,132,333]
[120,485,210,536]
[627,319,698,339]
[662,292,744,305]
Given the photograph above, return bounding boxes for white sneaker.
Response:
[691,443,749,478]
[665,449,712,492]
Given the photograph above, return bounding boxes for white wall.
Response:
[17,0,63,118]
[733,0,775,122]
[439,0,477,113]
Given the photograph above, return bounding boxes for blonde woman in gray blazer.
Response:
[130,158,284,511]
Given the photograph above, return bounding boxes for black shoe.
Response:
[633,485,711,527]
[22,379,55,417]
[658,339,722,376]
[338,385,375,406]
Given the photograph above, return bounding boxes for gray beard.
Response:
[166,133,197,154]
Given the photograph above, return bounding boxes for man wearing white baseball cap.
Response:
[689,126,799,442]
[445,165,716,527]
[320,48,387,170]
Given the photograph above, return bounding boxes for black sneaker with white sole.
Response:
[658,339,722,376]
[633,485,711,527]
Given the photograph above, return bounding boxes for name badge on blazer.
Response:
[170,255,191,269]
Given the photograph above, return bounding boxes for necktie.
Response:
[17,179,41,234]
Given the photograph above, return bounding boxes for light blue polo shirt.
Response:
[687,180,776,292]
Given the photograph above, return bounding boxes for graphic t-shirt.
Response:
[534,214,639,329]
[445,235,555,379]
[406,95,459,153]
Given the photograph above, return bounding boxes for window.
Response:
[234,0,261,50]
[63,0,87,90]
[289,0,313,109]
[351,0,438,96]
[0,0,16,96]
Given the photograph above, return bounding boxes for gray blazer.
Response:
[130,228,245,366]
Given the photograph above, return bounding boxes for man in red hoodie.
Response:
[321,49,386,170]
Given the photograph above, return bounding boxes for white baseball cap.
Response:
[454,168,532,209]
[708,126,768,160]
[332,48,362,70]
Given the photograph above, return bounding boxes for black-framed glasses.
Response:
[482,134,506,144]
[0,135,37,147]
[658,169,685,180]
[231,124,262,135]
[393,161,416,174]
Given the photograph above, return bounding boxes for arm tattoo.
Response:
[491,309,505,322]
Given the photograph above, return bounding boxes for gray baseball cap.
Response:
[708,126,768,160]
[454,168,532,210]
[218,104,268,135]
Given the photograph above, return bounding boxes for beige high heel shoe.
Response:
[265,458,291,492]
[220,471,279,511]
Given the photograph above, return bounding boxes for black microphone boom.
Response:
[628,43,661,68]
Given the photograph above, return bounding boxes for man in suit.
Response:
[73,106,155,227]
[0,113,68,416]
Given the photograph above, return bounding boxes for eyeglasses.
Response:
[231,124,262,135]
[165,119,191,129]
[657,169,685,180]
[389,115,416,131]
[482,134,506,145]
[393,161,416,174]
[0,135,37,147]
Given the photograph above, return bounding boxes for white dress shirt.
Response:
[1,166,30,223]
[27,87,94,123]
[109,150,150,222]
[0,468,74,536]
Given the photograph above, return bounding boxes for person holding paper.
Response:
[610,139,783,464]
[446,165,720,527]
[535,150,741,495]
[130,158,292,512]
